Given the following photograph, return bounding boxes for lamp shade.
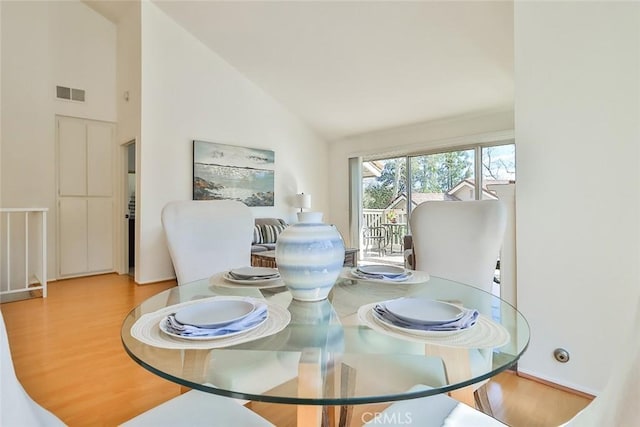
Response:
[294,193,311,210]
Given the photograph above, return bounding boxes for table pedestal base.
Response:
[297,349,356,427]
[425,344,476,408]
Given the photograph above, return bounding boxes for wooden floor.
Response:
[0,274,591,426]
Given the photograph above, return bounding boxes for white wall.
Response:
[117,2,142,277]
[0,1,116,280]
[0,1,2,206]
[515,2,640,393]
[328,111,514,246]
[137,2,329,283]
[117,2,141,150]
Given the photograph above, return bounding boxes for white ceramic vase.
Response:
[275,212,345,301]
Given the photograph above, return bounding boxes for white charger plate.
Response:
[339,267,428,285]
[383,298,464,325]
[222,272,282,285]
[174,299,255,328]
[350,268,413,282]
[357,264,407,277]
[370,308,470,337]
[229,267,279,279]
[356,303,509,348]
[159,314,267,341]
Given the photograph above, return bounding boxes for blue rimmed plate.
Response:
[174,299,255,328]
[357,264,407,277]
[382,298,464,325]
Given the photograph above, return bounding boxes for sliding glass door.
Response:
[361,157,407,265]
[358,143,515,268]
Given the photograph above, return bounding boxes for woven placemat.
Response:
[131,296,291,350]
[357,302,509,349]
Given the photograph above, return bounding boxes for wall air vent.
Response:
[56,85,85,102]
[71,88,85,102]
[56,86,71,100]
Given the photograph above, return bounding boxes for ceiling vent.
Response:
[56,85,85,102]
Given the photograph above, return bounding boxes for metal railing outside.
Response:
[362,209,408,265]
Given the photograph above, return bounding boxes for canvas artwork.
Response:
[193,140,275,206]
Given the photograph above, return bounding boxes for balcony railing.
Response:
[361,209,408,264]
[0,208,48,299]
[363,209,407,228]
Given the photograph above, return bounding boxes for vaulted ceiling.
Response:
[84,1,514,141]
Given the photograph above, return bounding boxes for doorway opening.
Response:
[125,141,136,276]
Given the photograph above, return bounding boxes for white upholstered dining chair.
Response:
[122,200,273,426]
[366,296,640,426]
[121,388,274,427]
[363,384,506,427]
[127,200,277,426]
[1,310,66,427]
[409,200,507,413]
[161,200,254,285]
[409,200,507,292]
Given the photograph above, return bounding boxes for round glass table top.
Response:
[121,272,529,405]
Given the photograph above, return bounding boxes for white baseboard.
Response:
[135,275,176,285]
[517,368,599,397]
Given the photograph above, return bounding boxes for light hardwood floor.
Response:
[0,274,591,426]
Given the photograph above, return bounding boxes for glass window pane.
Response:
[357,144,515,266]
[410,149,475,204]
[361,157,408,265]
[362,157,406,211]
[482,144,515,199]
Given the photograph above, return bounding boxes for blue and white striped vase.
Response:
[276,212,345,301]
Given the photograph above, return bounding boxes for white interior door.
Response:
[87,123,113,197]
[57,116,115,278]
[88,198,113,271]
[58,119,87,196]
[59,198,88,276]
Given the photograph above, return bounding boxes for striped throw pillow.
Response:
[260,224,286,244]
[252,225,263,245]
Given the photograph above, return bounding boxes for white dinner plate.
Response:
[370,308,468,337]
[382,298,464,325]
[159,314,267,341]
[349,268,412,282]
[229,267,280,279]
[222,272,282,285]
[174,299,255,328]
[357,264,407,277]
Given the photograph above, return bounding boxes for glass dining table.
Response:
[121,271,530,426]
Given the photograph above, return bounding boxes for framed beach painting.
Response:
[193,140,275,206]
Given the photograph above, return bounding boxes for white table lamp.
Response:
[294,193,322,222]
[294,193,311,213]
